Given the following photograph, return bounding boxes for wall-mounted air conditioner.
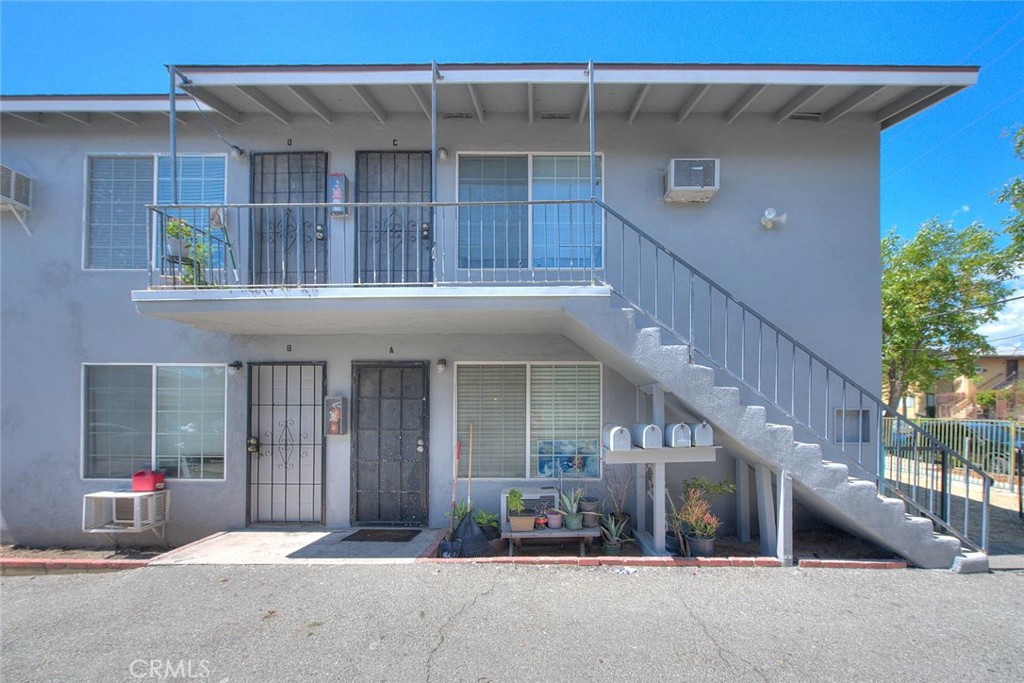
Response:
[664,158,719,203]
[0,164,33,235]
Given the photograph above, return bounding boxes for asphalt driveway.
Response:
[2,564,1022,682]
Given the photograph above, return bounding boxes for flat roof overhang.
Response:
[2,62,979,129]
[130,285,613,335]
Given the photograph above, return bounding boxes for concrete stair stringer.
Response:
[562,299,963,569]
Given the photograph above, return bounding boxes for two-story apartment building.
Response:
[0,62,990,567]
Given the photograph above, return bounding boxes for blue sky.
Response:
[2,1,1023,338]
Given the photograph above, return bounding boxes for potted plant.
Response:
[674,477,736,557]
[164,217,209,285]
[545,504,564,530]
[474,509,500,541]
[599,513,632,556]
[556,487,584,530]
[507,489,535,532]
[603,466,634,531]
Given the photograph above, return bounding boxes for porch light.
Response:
[228,361,244,375]
[230,146,246,159]
[437,147,449,161]
[436,359,448,374]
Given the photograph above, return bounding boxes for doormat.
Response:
[343,529,421,543]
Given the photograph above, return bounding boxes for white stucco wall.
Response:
[0,109,881,545]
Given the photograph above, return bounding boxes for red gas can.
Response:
[132,469,166,492]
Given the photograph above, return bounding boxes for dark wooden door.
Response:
[355,151,432,283]
[250,152,328,284]
[352,362,429,525]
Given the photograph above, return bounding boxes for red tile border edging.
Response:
[416,554,786,568]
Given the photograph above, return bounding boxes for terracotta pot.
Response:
[509,514,535,532]
[546,511,564,529]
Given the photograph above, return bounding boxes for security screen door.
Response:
[351,362,429,525]
[355,151,432,283]
[247,363,326,524]
[250,152,329,284]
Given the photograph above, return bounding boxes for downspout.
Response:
[588,59,596,283]
[168,65,178,204]
[431,61,439,284]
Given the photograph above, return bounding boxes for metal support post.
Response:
[776,469,793,566]
[735,459,751,543]
[755,463,777,556]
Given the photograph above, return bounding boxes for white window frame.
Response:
[453,361,603,481]
[80,363,229,481]
[81,153,228,272]
[454,152,605,271]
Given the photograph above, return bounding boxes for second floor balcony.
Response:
[133,200,617,334]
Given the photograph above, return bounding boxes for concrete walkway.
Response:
[151,527,445,565]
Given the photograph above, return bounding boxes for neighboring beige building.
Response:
[904,352,1024,420]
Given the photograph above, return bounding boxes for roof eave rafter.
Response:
[237,86,293,125]
[181,86,243,124]
[466,84,485,122]
[350,85,388,124]
[822,85,885,124]
[773,85,826,124]
[726,84,768,124]
[627,84,651,125]
[287,85,335,124]
[676,84,710,123]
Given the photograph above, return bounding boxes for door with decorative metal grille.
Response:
[250,152,329,284]
[247,363,326,524]
[355,151,432,283]
[352,362,429,525]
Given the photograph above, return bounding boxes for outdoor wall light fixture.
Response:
[437,358,448,373]
[228,361,244,375]
[437,147,449,161]
[230,145,246,159]
[761,208,788,230]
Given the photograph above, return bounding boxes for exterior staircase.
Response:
[563,299,964,568]
[560,199,993,569]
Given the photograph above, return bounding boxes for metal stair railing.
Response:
[596,198,992,552]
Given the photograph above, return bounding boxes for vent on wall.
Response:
[664,158,719,203]
[0,164,32,235]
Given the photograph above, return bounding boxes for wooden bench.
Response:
[501,525,601,557]
[499,487,600,557]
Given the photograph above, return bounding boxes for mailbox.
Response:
[631,423,663,449]
[603,424,631,451]
[664,423,692,448]
[688,421,714,446]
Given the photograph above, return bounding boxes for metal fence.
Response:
[883,417,1021,493]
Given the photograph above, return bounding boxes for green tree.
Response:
[882,219,1011,411]
[999,125,1024,264]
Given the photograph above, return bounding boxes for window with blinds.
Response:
[456,365,527,478]
[455,363,601,479]
[85,155,226,270]
[530,364,601,478]
[456,154,603,270]
[86,156,154,269]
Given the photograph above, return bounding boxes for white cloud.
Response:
[978,288,1024,351]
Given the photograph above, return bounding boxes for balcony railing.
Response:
[149,200,603,288]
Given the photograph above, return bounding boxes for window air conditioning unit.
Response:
[0,164,32,235]
[664,158,719,203]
